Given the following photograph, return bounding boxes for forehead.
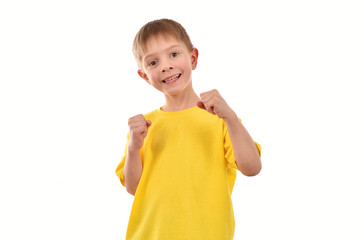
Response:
[142,34,184,57]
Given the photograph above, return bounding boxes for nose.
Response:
[161,64,173,73]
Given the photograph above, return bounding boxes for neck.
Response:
[161,88,201,112]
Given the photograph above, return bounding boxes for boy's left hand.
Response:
[197,89,235,120]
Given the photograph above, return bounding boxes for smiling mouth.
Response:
[162,74,181,83]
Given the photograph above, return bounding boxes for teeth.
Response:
[164,74,180,83]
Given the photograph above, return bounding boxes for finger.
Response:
[133,125,147,135]
[206,99,216,115]
[204,93,216,104]
[129,116,148,125]
[129,119,146,126]
[202,94,216,108]
[128,114,145,125]
[129,120,147,130]
[207,107,216,115]
[131,116,146,123]
[130,114,145,119]
[199,91,212,103]
[207,105,216,115]
[203,91,220,105]
[201,100,210,112]
[146,120,152,127]
[200,89,219,98]
[197,101,206,110]
[202,100,216,115]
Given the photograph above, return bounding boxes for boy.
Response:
[116,19,261,240]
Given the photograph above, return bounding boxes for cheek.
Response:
[178,60,191,71]
[147,71,158,80]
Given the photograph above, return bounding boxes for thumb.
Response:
[197,101,206,110]
[146,120,152,127]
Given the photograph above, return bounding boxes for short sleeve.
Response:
[254,141,261,157]
[115,133,129,187]
[223,118,262,171]
[224,119,240,171]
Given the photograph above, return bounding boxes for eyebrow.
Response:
[143,45,181,61]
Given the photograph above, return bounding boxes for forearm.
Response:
[124,145,143,195]
[224,111,262,176]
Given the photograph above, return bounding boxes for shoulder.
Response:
[193,107,227,132]
[143,108,159,121]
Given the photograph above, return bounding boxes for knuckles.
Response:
[128,114,149,138]
[200,89,219,98]
[133,127,146,134]
[128,114,145,125]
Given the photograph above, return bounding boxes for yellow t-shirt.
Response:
[115,106,261,240]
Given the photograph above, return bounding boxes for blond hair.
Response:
[133,19,194,68]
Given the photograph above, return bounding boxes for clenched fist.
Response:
[128,114,152,151]
[197,89,235,120]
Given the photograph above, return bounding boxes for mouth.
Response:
[162,74,181,84]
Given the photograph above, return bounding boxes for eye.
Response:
[148,60,157,66]
[170,52,179,58]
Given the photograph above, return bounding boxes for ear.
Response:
[137,69,151,85]
[191,48,199,70]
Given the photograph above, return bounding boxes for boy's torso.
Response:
[125,106,236,240]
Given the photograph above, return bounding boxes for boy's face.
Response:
[138,35,198,97]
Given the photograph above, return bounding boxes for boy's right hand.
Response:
[128,114,152,151]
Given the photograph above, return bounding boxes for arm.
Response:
[124,114,151,196]
[124,146,143,196]
[197,89,261,176]
[224,111,261,176]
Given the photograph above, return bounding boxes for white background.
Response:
[1,0,359,239]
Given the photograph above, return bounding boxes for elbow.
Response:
[240,158,262,177]
[126,186,136,196]
[243,165,262,176]
[124,175,138,196]
[125,182,137,196]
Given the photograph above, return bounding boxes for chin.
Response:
[165,90,182,96]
